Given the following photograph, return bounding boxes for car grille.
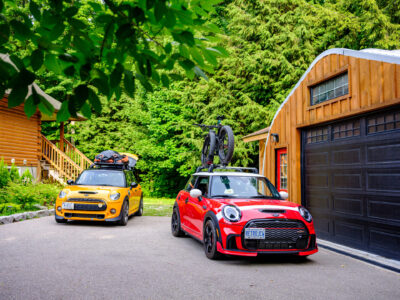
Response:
[73,203,107,211]
[67,198,104,203]
[243,219,309,250]
[64,213,105,219]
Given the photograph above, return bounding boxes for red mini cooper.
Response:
[171,166,318,259]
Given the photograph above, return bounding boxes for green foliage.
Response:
[21,169,33,185]
[9,164,20,183]
[0,182,60,215]
[69,0,400,197]
[0,0,226,118]
[0,158,10,188]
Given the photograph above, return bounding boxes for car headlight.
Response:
[109,192,120,201]
[222,205,241,222]
[58,190,67,199]
[299,206,312,222]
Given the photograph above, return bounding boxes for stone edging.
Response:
[0,209,55,225]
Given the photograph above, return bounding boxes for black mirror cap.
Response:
[131,182,138,188]
[67,179,74,185]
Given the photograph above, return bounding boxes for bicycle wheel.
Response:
[218,125,234,165]
[201,131,216,165]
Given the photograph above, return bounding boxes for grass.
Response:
[143,197,175,217]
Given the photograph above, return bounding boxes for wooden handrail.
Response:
[48,137,93,171]
[62,138,93,170]
[40,135,91,181]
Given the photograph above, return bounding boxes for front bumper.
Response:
[55,199,123,221]
[217,218,318,256]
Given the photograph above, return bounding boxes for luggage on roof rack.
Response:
[91,150,138,170]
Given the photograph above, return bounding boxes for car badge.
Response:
[98,204,103,208]
[273,213,280,217]
[84,194,89,197]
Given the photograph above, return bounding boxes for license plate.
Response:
[62,202,74,210]
[245,228,265,239]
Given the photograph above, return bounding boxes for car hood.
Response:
[65,185,123,199]
[214,198,304,224]
[218,198,300,210]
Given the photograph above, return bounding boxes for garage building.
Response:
[244,48,400,260]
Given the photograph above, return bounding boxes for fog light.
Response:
[57,206,62,211]
[110,208,116,214]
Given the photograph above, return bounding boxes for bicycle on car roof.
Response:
[194,116,235,166]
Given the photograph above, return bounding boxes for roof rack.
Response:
[195,164,259,174]
[90,162,131,170]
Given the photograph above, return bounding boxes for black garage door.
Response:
[302,107,400,260]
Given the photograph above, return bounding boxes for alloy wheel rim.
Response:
[124,203,128,222]
[172,212,178,232]
[204,224,214,254]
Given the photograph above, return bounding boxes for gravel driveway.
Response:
[0,216,399,300]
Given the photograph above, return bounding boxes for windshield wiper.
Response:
[211,195,237,198]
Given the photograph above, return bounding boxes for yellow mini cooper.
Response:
[55,167,143,226]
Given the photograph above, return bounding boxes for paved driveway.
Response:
[0,216,399,300]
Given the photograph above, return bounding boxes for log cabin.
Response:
[244,48,400,260]
[0,54,91,182]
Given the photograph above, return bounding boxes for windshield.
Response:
[75,170,125,187]
[210,175,281,199]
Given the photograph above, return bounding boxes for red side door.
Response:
[276,148,288,192]
[182,176,210,239]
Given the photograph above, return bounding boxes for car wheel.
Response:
[55,216,67,223]
[171,207,184,237]
[135,195,143,216]
[118,201,129,226]
[203,219,222,259]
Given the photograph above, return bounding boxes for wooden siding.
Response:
[0,97,41,167]
[263,54,400,204]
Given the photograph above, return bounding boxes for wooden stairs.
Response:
[40,135,92,184]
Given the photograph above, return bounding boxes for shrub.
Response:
[0,158,10,188]
[0,203,22,215]
[21,169,33,185]
[31,183,60,206]
[9,164,20,183]
[6,183,37,209]
[0,182,61,215]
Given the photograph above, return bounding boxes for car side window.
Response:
[124,171,131,187]
[195,176,209,197]
[185,175,197,191]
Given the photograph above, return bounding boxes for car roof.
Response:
[193,172,265,177]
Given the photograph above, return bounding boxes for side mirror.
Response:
[279,191,289,200]
[190,189,202,199]
[130,182,138,189]
[67,179,74,185]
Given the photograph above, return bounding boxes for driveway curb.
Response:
[0,209,54,225]
[317,238,400,273]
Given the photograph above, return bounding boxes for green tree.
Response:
[0,0,226,119]
[66,0,400,196]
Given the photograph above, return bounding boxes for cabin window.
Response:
[310,72,349,105]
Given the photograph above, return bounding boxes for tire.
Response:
[118,200,129,226]
[55,216,67,223]
[203,219,222,259]
[171,206,185,237]
[218,125,234,165]
[135,195,143,216]
[201,131,216,166]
